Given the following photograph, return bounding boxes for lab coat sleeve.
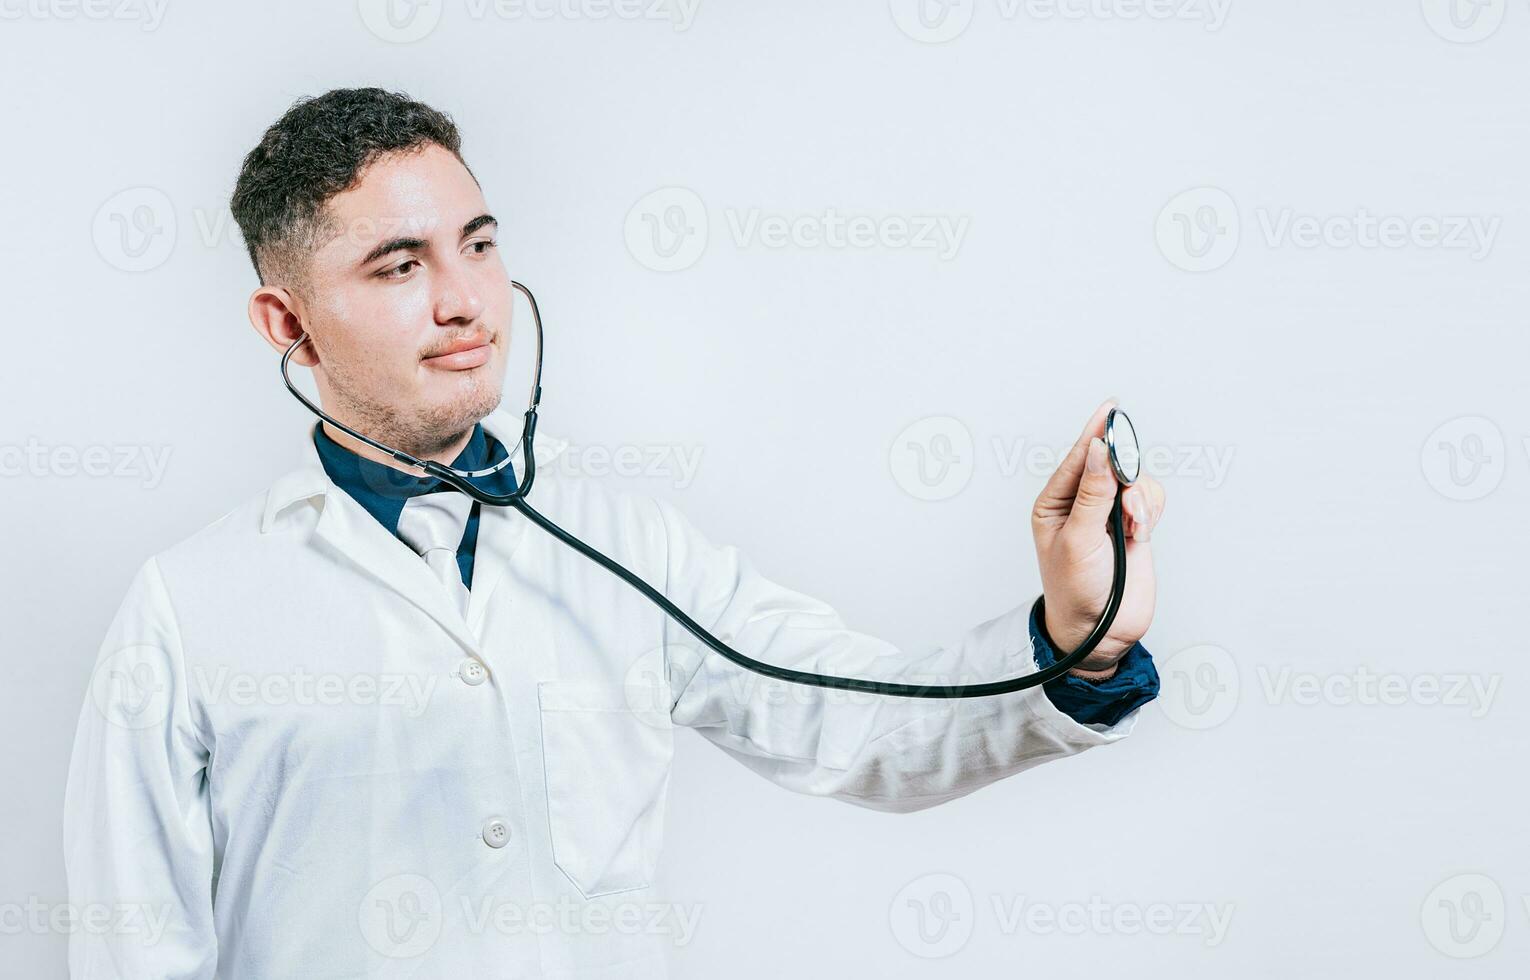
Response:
[63,557,218,979]
[654,498,1141,814]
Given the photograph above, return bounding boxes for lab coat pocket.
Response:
[537,679,674,899]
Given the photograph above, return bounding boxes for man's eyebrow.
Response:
[357,215,496,267]
[360,236,427,267]
[462,214,497,237]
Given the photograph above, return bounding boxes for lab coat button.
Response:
[459,658,488,686]
[482,817,511,849]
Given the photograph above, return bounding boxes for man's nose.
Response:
[433,256,485,324]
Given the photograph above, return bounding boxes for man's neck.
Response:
[320,420,474,473]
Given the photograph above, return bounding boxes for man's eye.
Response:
[469,240,498,255]
[380,259,418,279]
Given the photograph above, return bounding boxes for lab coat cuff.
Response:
[1026,594,1160,733]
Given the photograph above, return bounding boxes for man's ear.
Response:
[248,285,318,368]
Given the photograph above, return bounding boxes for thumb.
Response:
[1063,438,1118,546]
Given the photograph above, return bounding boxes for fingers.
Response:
[1122,476,1166,542]
[1061,436,1121,547]
[1031,398,1117,523]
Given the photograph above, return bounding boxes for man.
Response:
[63,88,1166,978]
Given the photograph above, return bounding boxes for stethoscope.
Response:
[281,281,1142,698]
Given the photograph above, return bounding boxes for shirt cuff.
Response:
[1029,594,1160,728]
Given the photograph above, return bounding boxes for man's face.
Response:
[297,143,511,456]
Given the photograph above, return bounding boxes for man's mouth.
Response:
[422,333,493,371]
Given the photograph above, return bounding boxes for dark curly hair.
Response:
[230,87,473,295]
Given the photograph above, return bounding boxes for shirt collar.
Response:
[260,408,567,533]
[311,421,498,537]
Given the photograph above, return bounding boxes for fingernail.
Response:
[1086,438,1106,474]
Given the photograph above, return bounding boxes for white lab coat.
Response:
[62,405,1140,979]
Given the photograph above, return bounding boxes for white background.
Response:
[3,0,1528,976]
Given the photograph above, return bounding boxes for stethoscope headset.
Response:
[281,281,1142,699]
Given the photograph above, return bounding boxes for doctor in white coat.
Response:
[63,88,1167,979]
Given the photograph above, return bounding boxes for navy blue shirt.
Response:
[314,422,1158,727]
[313,421,514,589]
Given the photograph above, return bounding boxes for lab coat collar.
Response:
[260,407,568,533]
[258,408,569,652]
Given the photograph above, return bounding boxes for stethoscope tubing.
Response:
[280,281,1130,699]
[505,488,1128,698]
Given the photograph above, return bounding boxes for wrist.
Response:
[1039,594,1127,676]
[1066,661,1121,682]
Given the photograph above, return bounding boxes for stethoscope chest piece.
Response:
[1105,407,1141,486]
